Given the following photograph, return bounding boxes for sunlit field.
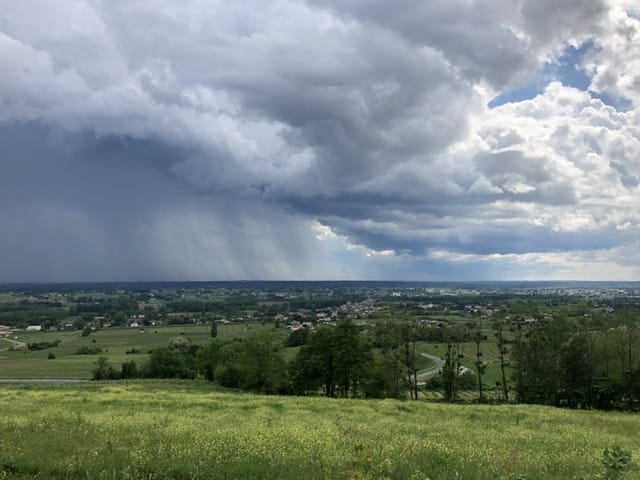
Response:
[0,382,638,479]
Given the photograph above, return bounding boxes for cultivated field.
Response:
[0,382,637,479]
[0,324,274,378]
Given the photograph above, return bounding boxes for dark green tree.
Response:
[286,327,310,347]
[92,357,118,380]
[442,343,462,402]
[196,338,228,381]
[291,319,371,398]
[372,319,406,399]
[210,319,218,338]
[237,330,288,394]
[120,360,139,379]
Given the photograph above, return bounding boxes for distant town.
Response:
[0,281,638,339]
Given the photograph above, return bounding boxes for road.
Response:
[0,378,89,384]
[0,336,26,352]
[416,352,446,379]
[416,352,471,379]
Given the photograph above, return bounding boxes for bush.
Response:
[216,364,242,388]
[145,346,197,379]
[601,445,632,480]
[76,346,103,355]
[92,357,119,380]
[47,352,56,360]
[120,360,139,379]
[286,328,310,347]
[27,340,60,351]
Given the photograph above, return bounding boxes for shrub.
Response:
[91,357,119,380]
[27,340,60,351]
[601,445,632,480]
[76,346,103,355]
[216,364,242,388]
[120,360,139,379]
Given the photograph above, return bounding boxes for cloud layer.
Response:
[0,0,639,281]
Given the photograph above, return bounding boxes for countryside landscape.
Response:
[3,0,640,478]
[1,281,639,479]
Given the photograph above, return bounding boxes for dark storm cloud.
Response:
[0,0,638,280]
[0,123,325,281]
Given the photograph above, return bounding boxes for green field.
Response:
[0,324,277,378]
[417,342,511,388]
[0,382,637,479]
[0,293,16,304]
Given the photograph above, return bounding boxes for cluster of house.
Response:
[335,299,382,318]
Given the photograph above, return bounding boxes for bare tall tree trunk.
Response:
[494,320,509,402]
[475,330,484,402]
[412,340,418,400]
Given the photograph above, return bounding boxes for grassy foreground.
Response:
[0,382,638,480]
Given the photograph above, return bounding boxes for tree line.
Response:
[93,318,423,399]
[512,310,640,410]
[93,310,640,411]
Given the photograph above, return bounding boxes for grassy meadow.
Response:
[0,381,638,479]
[0,324,274,378]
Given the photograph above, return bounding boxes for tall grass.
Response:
[0,382,638,479]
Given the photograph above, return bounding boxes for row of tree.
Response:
[511,311,640,410]
[93,310,640,410]
[94,319,424,399]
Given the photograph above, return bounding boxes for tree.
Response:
[474,327,486,402]
[400,320,419,400]
[215,340,245,388]
[92,357,118,380]
[120,360,139,379]
[196,339,228,381]
[493,319,510,402]
[442,343,462,402]
[112,312,127,327]
[512,317,572,406]
[210,319,218,338]
[291,326,337,396]
[145,337,199,379]
[611,311,640,409]
[237,330,288,394]
[558,331,593,408]
[333,319,372,398]
[372,319,406,399]
[286,327,310,347]
[290,319,372,398]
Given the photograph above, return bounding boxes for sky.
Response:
[1,0,639,282]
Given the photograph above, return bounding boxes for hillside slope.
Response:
[0,382,638,479]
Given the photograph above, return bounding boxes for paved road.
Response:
[0,336,26,352]
[416,352,471,379]
[0,378,89,383]
[416,352,446,378]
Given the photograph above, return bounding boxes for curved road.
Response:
[0,336,26,352]
[416,352,446,379]
[416,352,471,379]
